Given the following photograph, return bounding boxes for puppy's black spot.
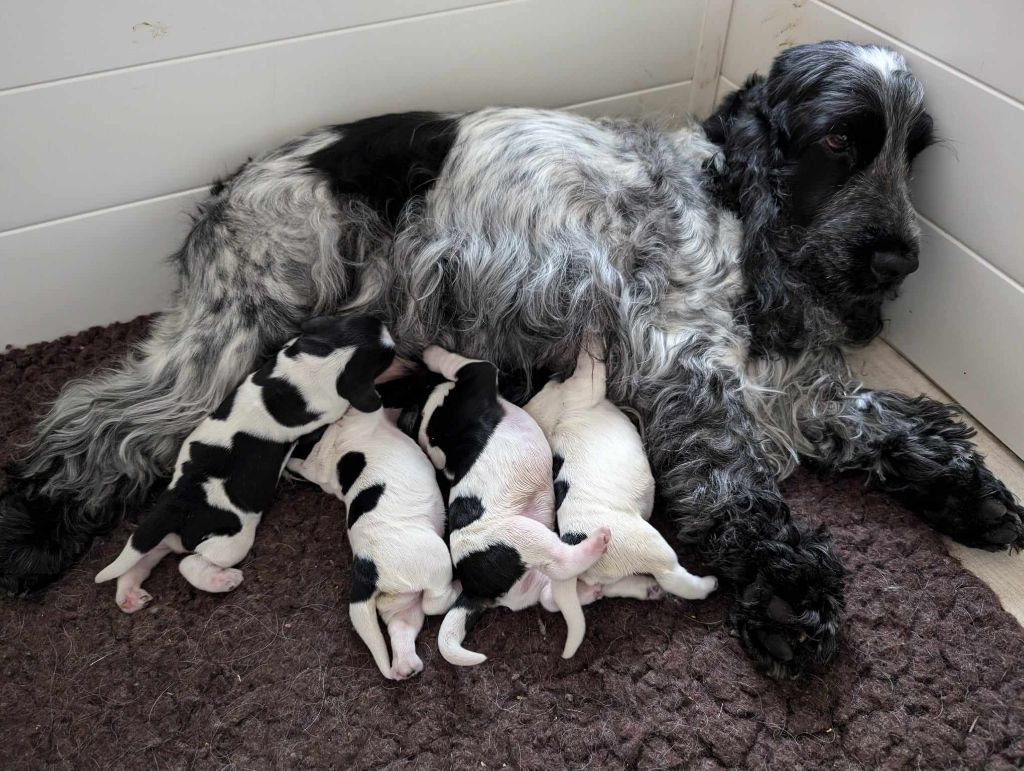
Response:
[560,531,587,546]
[552,454,565,479]
[453,592,488,634]
[425,361,503,485]
[553,480,570,511]
[350,555,378,603]
[290,425,328,463]
[456,543,526,600]
[337,452,367,495]
[448,496,485,531]
[307,112,458,226]
[223,433,294,514]
[210,389,236,421]
[347,483,385,528]
[252,362,322,427]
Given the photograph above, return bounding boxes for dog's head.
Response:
[705,41,936,345]
[292,315,396,411]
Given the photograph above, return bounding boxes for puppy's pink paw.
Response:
[116,588,153,614]
[578,581,604,604]
[588,526,612,555]
[208,568,244,593]
[646,584,666,601]
[390,655,424,680]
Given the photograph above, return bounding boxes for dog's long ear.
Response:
[702,73,765,146]
[336,347,394,412]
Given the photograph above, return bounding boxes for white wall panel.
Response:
[0,0,497,90]
[0,189,204,349]
[886,220,1024,459]
[828,0,1024,102]
[0,0,701,232]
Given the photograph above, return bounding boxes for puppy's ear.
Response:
[336,347,394,412]
[300,315,334,335]
[702,73,765,145]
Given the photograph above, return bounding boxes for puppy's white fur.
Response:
[288,407,459,680]
[525,346,718,658]
[419,346,611,666]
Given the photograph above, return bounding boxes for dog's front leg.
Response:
[797,384,1024,552]
[621,346,845,679]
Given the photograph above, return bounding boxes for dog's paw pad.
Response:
[390,656,424,680]
[210,569,244,593]
[646,584,666,600]
[116,589,153,614]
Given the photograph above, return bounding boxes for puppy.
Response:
[286,405,459,680]
[94,315,395,612]
[524,345,718,658]
[401,346,611,666]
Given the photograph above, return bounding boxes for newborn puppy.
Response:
[524,345,718,658]
[95,315,395,612]
[287,406,459,680]
[408,346,610,666]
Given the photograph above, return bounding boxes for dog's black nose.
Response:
[871,249,919,282]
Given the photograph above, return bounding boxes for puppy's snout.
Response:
[870,248,918,282]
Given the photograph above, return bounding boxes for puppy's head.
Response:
[292,315,395,411]
[706,41,936,341]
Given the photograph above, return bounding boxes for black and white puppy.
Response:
[525,346,718,658]
[94,315,395,612]
[403,346,611,666]
[287,405,459,680]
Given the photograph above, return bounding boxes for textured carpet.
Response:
[2,317,1023,770]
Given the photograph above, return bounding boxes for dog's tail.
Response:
[550,577,587,658]
[438,593,490,666]
[570,337,606,404]
[349,594,393,679]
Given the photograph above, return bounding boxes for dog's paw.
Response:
[208,568,244,593]
[905,463,1024,552]
[390,654,424,680]
[116,588,153,614]
[729,525,845,679]
[646,583,666,601]
[693,575,718,600]
[586,526,612,556]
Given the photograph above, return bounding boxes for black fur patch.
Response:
[131,432,291,552]
[290,425,328,463]
[456,543,526,600]
[425,361,503,485]
[448,496,485,531]
[307,112,459,226]
[252,361,321,428]
[347,483,385,528]
[336,452,367,495]
[560,531,587,546]
[350,555,378,603]
[453,592,488,633]
[552,454,565,479]
[553,480,569,511]
[210,388,236,421]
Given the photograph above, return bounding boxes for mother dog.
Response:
[3,41,1021,678]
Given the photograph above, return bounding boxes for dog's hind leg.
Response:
[486,517,611,581]
[177,554,244,593]
[113,541,173,613]
[601,574,663,600]
[379,591,426,679]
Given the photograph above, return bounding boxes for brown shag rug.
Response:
[2,317,1023,770]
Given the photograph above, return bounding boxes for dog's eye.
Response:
[823,133,850,153]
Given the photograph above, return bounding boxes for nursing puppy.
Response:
[525,346,718,658]
[407,346,611,666]
[287,406,459,680]
[94,316,395,612]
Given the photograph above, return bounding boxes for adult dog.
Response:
[2,41,1021,678]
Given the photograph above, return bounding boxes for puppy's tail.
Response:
[438,593,490,666]
[350,595,393,679]
[550,578,587,658]
[94,536,148,583]
[94,496,178,583]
